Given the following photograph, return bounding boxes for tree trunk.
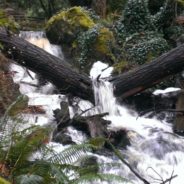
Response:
[91,0,107,18]
[0,29,94,102]
[1,30,184,102]
[110,44,184,99]
[174,75,184,133]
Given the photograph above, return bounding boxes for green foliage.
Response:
[177,0,184,5]
[0,9,20,32]
[113,60,129,74]
[16,174,44,184]
[151,0,175,29]
[107,0,127,13]
[114,0,173,66]
[8,0,70,18]
[0,107,128,184]
[4,95,28,118]
[0,43,3,51]
[0,95,28,131]
[46,6,95,44]
[72,173,128,184]
[76,24,115,71]
[77,24,101,69]
[123,0,155,34]
[49,143,92,164]
[88,137,105,149]
[0,177,11,184]
[124,32,170,64]
[46,6,115,72]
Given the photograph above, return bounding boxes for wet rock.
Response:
[107,129,130,149]
[80,155,99,174]
[123,90,179,123]
[53,130,74,145]
[46,7,95,45]
[53,101,70,130]
[0,9,19,32]
[72,113,110,137]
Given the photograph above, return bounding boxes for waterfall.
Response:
[89,61,184,184]
[19,31,64,59]
[10,31,86,151]
[10,31,184,184]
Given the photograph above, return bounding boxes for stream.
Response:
[10,31,184,184]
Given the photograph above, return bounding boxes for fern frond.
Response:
[50,164,71,184]
[0,95,28,129]
[16,174,44,184]
[71,173,131,184]
[49,144,92,164]
[7,127,50,168]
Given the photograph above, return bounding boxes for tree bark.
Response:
[0,29,94,102]
[110,44,184,99]
[1,30,184,102]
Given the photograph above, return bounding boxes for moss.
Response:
[46,7,95,29]
[95,27,115,55]
[46,7,95,44]
[46,7,117,73]
[113,60,129,74]
[0,9,19,32]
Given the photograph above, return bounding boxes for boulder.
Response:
[46,7,115,72]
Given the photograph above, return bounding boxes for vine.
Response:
[77,24,101,70]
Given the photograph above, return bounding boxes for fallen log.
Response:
[0,29,94,102]
[1,29,184,101]
[110,44,184,98]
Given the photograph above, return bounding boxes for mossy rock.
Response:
[95,27,114,55]
[46,6,95,45]
[0,9,19,32]
[46,7,116,73]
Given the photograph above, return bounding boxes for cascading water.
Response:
[89,61,184,184]
[10,31,85,151]
[11,31,184,184]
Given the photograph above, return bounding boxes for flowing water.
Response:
[11,31,184,184]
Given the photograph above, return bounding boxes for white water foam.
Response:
[10,31,66,129]
[10,31,184,184]
[89,61,184,184]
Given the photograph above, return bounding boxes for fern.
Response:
[16,174,44,184]
[0,104,132,184]
[7,127,50,168]
[71,173,130,184]
[48,144,92,164]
